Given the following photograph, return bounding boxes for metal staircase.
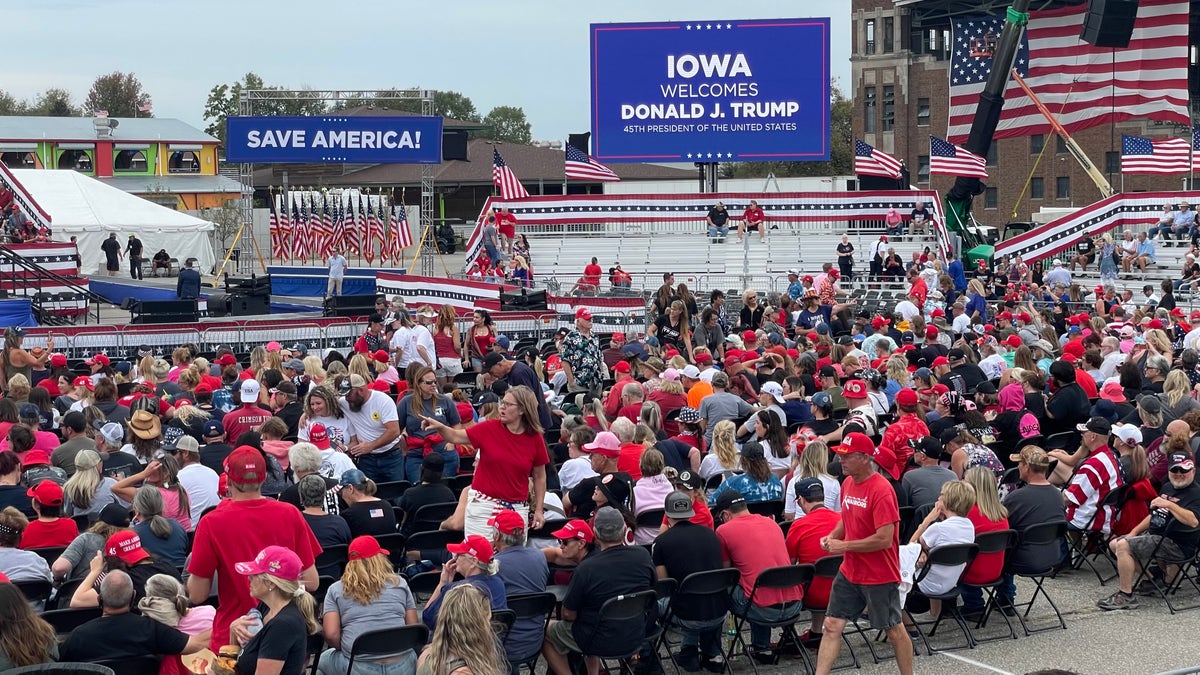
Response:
[0,245,104,324]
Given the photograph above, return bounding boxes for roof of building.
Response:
[98,174,244,194]
[0,116,218,144]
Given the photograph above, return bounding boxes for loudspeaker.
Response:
[568,132,591,153]
[857,174,906,191]
[206,293,232,318]
[228,294,270,317]
[224,274,271,296]
[323,294,378,318]
[442,131,469,161]
[131,299,199,324]
[500,288,547,312]
[1079,0,1139,48]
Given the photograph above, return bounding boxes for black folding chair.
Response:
[723,564,810,675]
[40,606,102,637]
[344,624,429,674]
[961,529,1019,643]
[27,546,67,568]
[373,532,408,571]
[407,570,443,604]
[905,542,979,653]
[405,529,465,565]
[655,568,739,675]
[575,590,660,674]
[805,555,861,670]
[1062,485,1125,583]
[447,473,475,497]
[410,501,460,533]
[14,578,52,606]
[315,544,349,578]
[1128,520,1200,614]
[1008,522,1069,635]
[2,664,115,675]
[53,576,88,610]
[373,480,412,505]
[505,591,558,674]
[745,499,785,522]
[491,608,517,642]
[313,575,337,605]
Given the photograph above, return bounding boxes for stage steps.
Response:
[0,242,101,324]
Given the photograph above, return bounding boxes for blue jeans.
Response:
[358,450,407,483]
[730,586,801,650]
[658,596,725,658]
[707,225,729,240]
[1147,223,1178,239]
[959,576,1015,613]
[483,243,499,263]
[317,647,416,675]
[403,449,459,483]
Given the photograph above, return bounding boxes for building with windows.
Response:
[0,116,240,210]
[851,0,1200,224]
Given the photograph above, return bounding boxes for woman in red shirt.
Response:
[419,384,549,539]
[960,466,1010,618]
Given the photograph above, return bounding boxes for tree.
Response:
[481,105,532,144]
[202,200,244,252]
[30,88,80,117]
[202,72,327,150]
[84,71,152,117]
[722,82,853,178]
[0,90,24,115]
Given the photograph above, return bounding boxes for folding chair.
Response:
[373,532,408,571]
[343,625,428,674]
[491,608,517,642]
[1128,521,1200,614]
[574,590,661,674]
[313,575,337,605]
[655,568,739,675]
[805,555,860,670]
[746,499,785,522]
[1008,521,1069,635]
[960,529,1019,643]
[13,578,52,606]
[314,544,349,579]
[40,606,102,637]
[905,542,979,653]
[1063,485,1125,584]
[447,474,475,498]
[373,480,412,506]
[410,501,460,533]
[2,665,114,675]
[94,656,161,675]
[505,591,558,674]
[405,529,464,565]
[723,564,811,675]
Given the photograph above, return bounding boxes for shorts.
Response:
[826,572,902,630]
[547,620,582,655]
[437,357,464,377]
[1125,534,1186,563]
[745,222,760,231]
[498,224,515,239]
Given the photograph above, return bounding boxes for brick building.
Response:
[851,0,1200,225]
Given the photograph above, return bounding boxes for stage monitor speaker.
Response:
[131,299,199,324]
[206,293,232,318]
[229,294,270,317]
[442,131,469,161]
[323,294,378,318]
[500,288,548,312]
[1079,0,1139,48]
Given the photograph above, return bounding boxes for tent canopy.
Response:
[10,169,217,275]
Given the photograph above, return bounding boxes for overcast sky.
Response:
[6,0,851,142]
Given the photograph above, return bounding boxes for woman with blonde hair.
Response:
[1161,369,1200,420]
[416,584,508,675]
[347,353,374,387]
[303,355,328,386]
[264,349,284,375]
[434,303,465,384]
[169,402,212,441]
[6,374,30,405]
[139,573,216,675]
[1012,345,1038,374]
[961,466,1010,616]
[886,354,910,390]
[228,545,320,675]
[320,535,421,675]
[784,440,840,519]
[248,345,268,376]
[699,419,741,480]
[62,449,120,520]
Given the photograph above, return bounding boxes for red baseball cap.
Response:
[610,332,626,343]
[833,431,875,456]
[235,545,303,581]
[308,423,331,450]
[214,354,238,366]
[1100,381,1126,403]
[26,479,63,506]
[575,307,592,320]
[447,534,495,564]
[931,356,950,367]
[105,531,151,565]
[372,349,390,363]
[488,510,526,536]
[895,388,919,408]
[551,519,595,543]
[871,317,890,329]
[1002,335,1023,349]
[612,361,631,374]
[194,382,214,396]
[369,380,391,393]
[664,349,680,359]
[996,311,1013,320]
[1191,310,1200,322]
[930,308,946,318]
[742,330,757,343]
[49,353,68,368]
[1017,312,1032,323]
[726,349,743,360]
[348,535,388,561]
[695,352,713,365]
[583,431,621,458]
[85,353,110,367]
[843,379,868,399]
[1170,307,1185,318]
[0,571,8,583]
[1145,319,1164,330]
[265,341,282,352]
[22,450,51,467]
[224,446,266,485]
[740,352,758,364]
[925,325,939,339]
[72,376,94,391]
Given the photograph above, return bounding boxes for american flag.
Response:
[565,144,619,182]
[1193,128,1200,173]
[853,139,903,179]
[947,0,1190,145]
[342,196,360,255]
[929,136,988,179]
[268,193,287,260]
[389,201,412,260]
[330,198,346,253]
[362,195,378,264]
[1121,135,1191,175]
[314,194,332,258]
[293,195,310,261]
[0,162,53,230]
[492,148,529,200]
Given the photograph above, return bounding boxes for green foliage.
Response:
[84,71,152,118]
[723,82,852,178]
[480,105,532,144]
[202,72,328,149]
[31,88,80,117]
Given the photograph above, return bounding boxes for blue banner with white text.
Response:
[225,115,443,164]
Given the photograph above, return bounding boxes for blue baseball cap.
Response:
[202,420,224,437]
[340,469,368,488]
[811,391,833,412]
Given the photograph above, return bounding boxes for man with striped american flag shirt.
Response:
[1063,416,1123,547]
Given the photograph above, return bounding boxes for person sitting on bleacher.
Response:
[152,249,172,277]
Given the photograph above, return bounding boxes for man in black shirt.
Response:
[1100,451,1200,611]
[941,348,987,393]
[125,234,145,280]
[706,202,729,243]
[397,454,455,535]
[60,569,208,662]
[1043,361,1091,438]
[543,507,655,675]
[654,491,724,671]
[270,380,303,441]
[100,232,122,276]
[198,420,235,475]
[483,352,552,430]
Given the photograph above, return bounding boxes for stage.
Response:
[88,275,321,316]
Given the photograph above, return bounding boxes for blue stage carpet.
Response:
[0,299,35,327]
[89,279,319,315]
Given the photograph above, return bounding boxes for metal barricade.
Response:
[117,326,204,358]
[236,321,325,355]
[321,319,367,354]
[200,325,245,353]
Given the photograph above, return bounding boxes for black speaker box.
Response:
[131,299,199,324]
[442,131,469,161]
[229,294,270,317]
[1079,0,1139,48]
[225,275,271,296]
[323,294,378,318]
[500,288,547,312]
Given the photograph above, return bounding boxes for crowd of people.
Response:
[1,240,1200,674]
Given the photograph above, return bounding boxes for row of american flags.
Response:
[267,190,412,264]
[491,144,620,201]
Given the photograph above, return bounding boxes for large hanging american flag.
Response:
[387,201,411,262]
[330,198,346,254]
[565,144,620,182]
[492,148,530,200]
[947,0,1189,145]
[1121,135,1191,175]
[929,136,988,179]
[293,195,310,261]
[362,195,378,265]
[853,140,903,179]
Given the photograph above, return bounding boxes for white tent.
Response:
[10,169,216,276]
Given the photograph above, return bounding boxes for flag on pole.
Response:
[362,194,376,264]
[929,136,989,179]
[853,140,903,179]
[492,148,529,200]
[1193,127,1200,173]
[331,197,346,253]
[294,194,311,262]
[564,144,620,181]
[342,194,360,255]
[268,192,287,261]
[1121,134,1191,174]
[314,193,332,258]
[393,201,412,250]
[289,196,302,261]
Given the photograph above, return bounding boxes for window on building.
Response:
[984,187,998,209]
[0,152,36,169]
[864,87,877,134]
[169,151,201,174]
[865,19,876,55]
[882,86,895,131]
[1105,151,1120,175]
[1056,135,1068,154]
[113,150,147,173]
[918,155,930,183]
[917,98,930,127]
[986,144,998,166]
[936,28,952,60]
[58,150,92,173]
[1030,177,1044,199]
[883,17,895,53]
[1056,176,1071,200]
[1030,134,1044,154]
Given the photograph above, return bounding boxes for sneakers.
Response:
[798,629,824,648]
[1134,578,1166,596]
[701,655,727,673]
[749,647,777,665]
[672,646,702,673]
[1097,591,1139,611]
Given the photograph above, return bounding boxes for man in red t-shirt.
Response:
[186,446,321,651]
[496,207,518,254]
[20,480,78,549]
[574,256,603,296]
[714,489,802,660]
[815,432,911,675]
[737,200,767,243]
[221,379,273,443]
[785,478,841,647]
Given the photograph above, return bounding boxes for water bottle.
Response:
[246,608,263,636]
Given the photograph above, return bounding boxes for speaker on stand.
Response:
[1079,0,1139,48]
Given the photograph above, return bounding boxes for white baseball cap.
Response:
[681,365,701,379]
[1111,423,1143,446]
[240,379,261,399]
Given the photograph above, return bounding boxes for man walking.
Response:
[176,259,201,300]
[101,232,122,277]
[560,308,603,403]
[815,432,911,675]
[125,233,144,280]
